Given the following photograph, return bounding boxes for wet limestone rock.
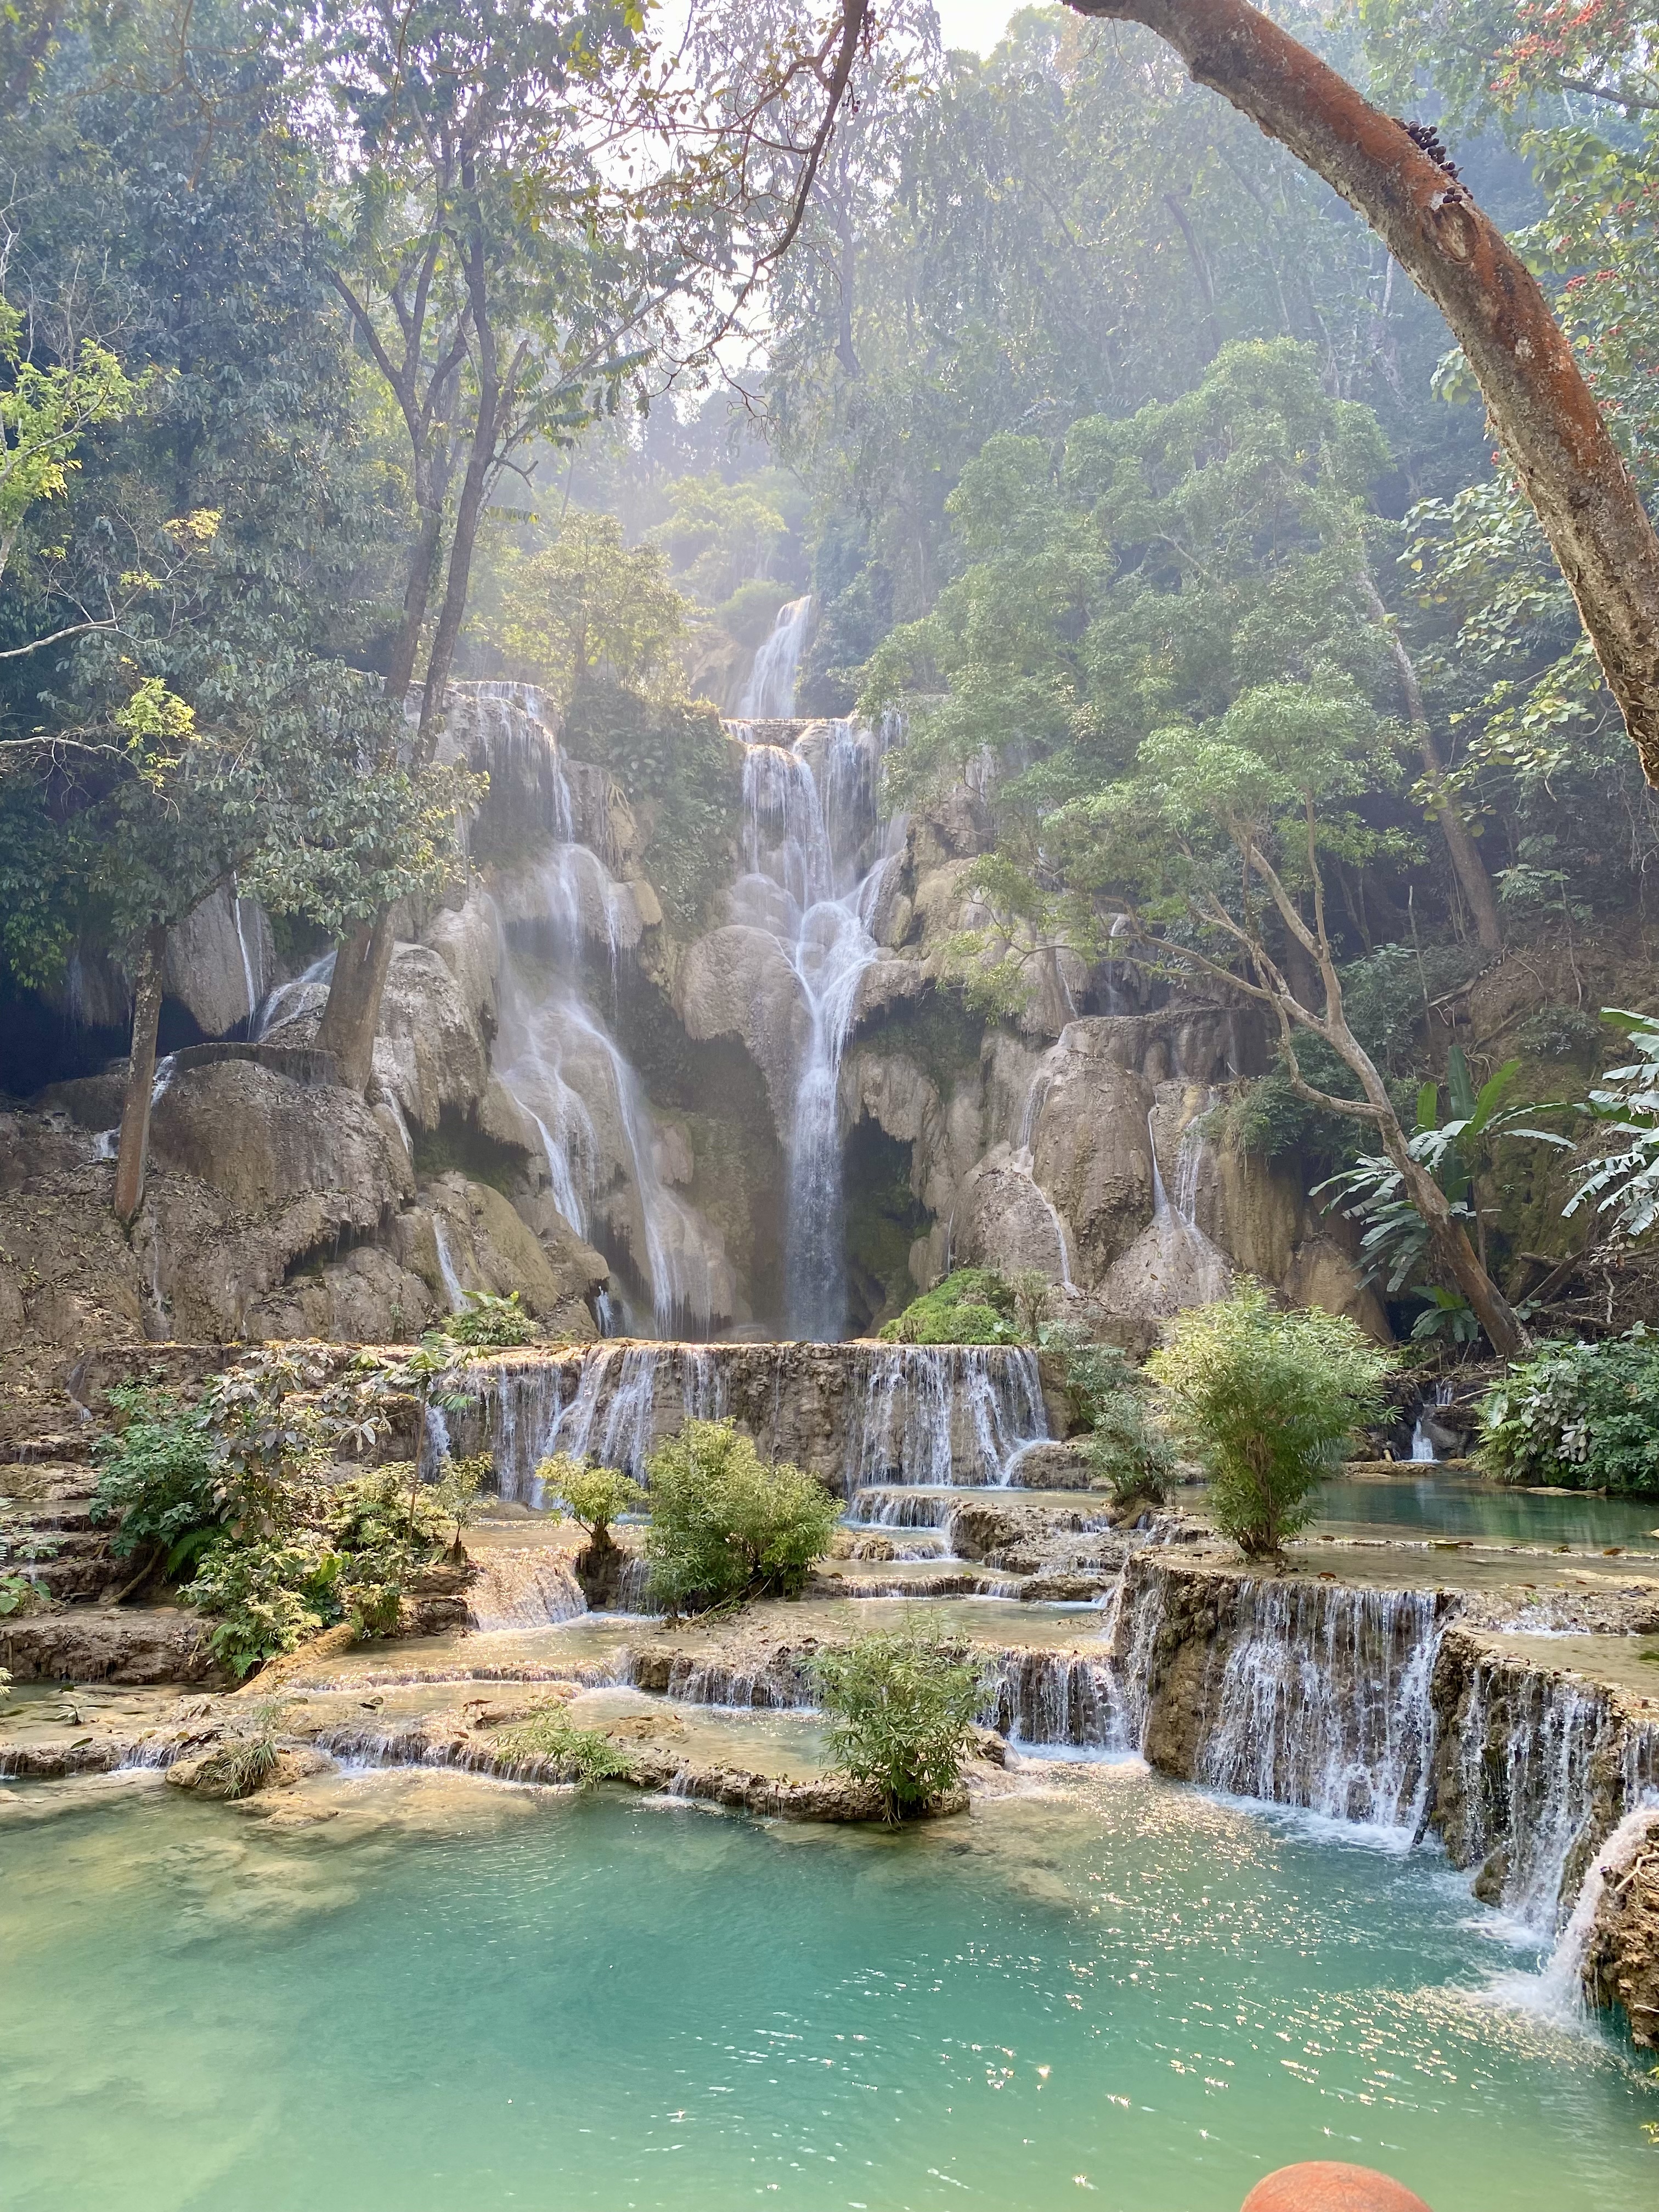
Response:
[142,1058,412,1340]
[163,882,274,1039]
[1026,1040,1156,1280]
[370,943,490,1132]
[0,1115,146,1347]
[673,924,809,1130]
[1582,1813,1659,2046]
[1,1605,217,1684]
[416,1172,605,1336]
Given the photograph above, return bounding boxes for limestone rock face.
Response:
[142,1059,411,1340]
[423,893,501,1039]
[164,883,274,1039]
[958,1156,1076,1282]
[1028,1041,1156,1280]
[674,924,808,1130]
[1584,1815,1659,2047]
[243,1244,439,1345]
[416,1171,606,1338]
[0,1116,146,1347]
[370,943,490,1133]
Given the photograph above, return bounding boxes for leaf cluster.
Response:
[642,1417,838,1615]
[1478,1329,1659,1496]
[811,1628,986,1824]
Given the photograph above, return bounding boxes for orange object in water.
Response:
[1240,2164,1433,2212]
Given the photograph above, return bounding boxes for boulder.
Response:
[370,943,490,1132]
[415,1172,606,1336]
[1027,1039,1157,1280]
[423,893,501,1037]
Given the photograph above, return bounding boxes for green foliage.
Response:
[0,1495,58,1617]
[642,1419,838,1615]
[1080,1392,1177,1514]
[1478,1331,1659,1496]
[1149,1285,1395,1557]
[328,1467,436,1638]
[431,1454,491,1556]
[489,1706,631,1786]
[648,472,793,606]
[878,1268,1016,1345]
[475,514,691,708]
[538,1455,643,1542]
[441,1290,541,1348]
[181,1535,337,1680]
[1317,1046,1568,1297]
[811,1629,986,1824]
[1009,1268,1054,1344]
[560,683,740,932]
[186,1712,285,1800]
[1567,1010,1659,1245]
[91,1385,223,1570]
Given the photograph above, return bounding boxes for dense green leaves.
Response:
[1479,1329,1659,1495]
[642,1417,838,1614]
[812,1628,986,1822]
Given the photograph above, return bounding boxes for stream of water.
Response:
[2,1763,1654,2212]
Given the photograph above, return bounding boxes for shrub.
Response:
[441,1290,541,1347]
[1148,1284,1394,1557]
[91,1384,224,1573]
[878,1268,1017,1345]
[1009,1268,1053,1344]
[538,1454,643,1544]
[643,1418,839,1615]
[180,1536,339,1680]
[1477,1330,1659,1494]
[1081,1393,1176,1514]
[812,1629,987,1823]
[489,1707,631,1785]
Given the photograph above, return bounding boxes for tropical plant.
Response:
[1009,1268,1054,1345]
[1149,1284,1395,1557]
[1317,1046,1568,1312]
[538,1456,644,1547]
[329,1467,438,1638]
[1080,1393,1177,1515]
[180,1534,339,1680]
[811,1628,986,1824]
[441,1290,542,1348]
[1566,1011,1659,1246]
[431,1454,492,1562]
[1477,1330,1659,1496]
[643,1419,839,1616]
[0,1497,56,1617]
[91,1385,224,1576]
[489,1706,631,1786]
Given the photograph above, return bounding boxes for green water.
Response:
[1308,1475,1659,1549]
[2,1765,1655,2212]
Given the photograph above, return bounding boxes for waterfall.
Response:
[477,691,721,1337]
[432,1220,466,1312]
[1011,1062,1072,1286]
[230,876,261,1027]
[731,719,891,1339]
[1526,1803,1659,2022]
[1140,1104,1231,1306]
[466,1549,588,1632]
[740,595,812,717]
[254,951,335,1041]
[1193,1582,1443,1836]
[842,1344,1050,1490]
[482,1343,727,1498]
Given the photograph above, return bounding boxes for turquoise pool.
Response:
[1,1759,1654,2211]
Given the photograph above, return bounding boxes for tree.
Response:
[309,0,736,1088]
[1054,0,1659,788]
[1149,1282,1395,1555]
[642,1417,838,1615]
[538,1454,644,1548]
[474,512,690,706]
[811,1627,985,1822]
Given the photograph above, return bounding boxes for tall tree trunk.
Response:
[1067,0,1659,786]
[313,911,396,1095]
[114,922,168,1225]
[1354,571,1503,953]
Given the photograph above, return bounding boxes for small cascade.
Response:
[985,1652,1125,1750]
[484,1343,727,1499]
[729,717,893,1339]
[432,1220,466,1313]
[229,874,262,1028]
[466,1549,588,1632]
[1193,1582,1443,1834]
[1009,1060,1073,1286]
[1410,1380,1455,1464]
[843,1345,1051,1491]
[254,951,335,1041]
[1442,1658,1637,1930]
[644,1650,815,1709]
[1527,1803,1659,2022]
[1147,1105,1231,1305]
[740,596,812,718]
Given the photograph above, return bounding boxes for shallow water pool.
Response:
[2,1760,1655,2212]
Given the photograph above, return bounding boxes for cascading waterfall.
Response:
[739,595,812,718]
[466,1549,588,1631]
[1193,1582,1444,1835]
[842,1344,1051,1491]
[481,1343,727,1499]
[730,716,895,1339]
[1143,1104,1231,1305]
[464,688,720,1337]
[432,1220,466,1313]
[230,874,262,1029]
[1010,1061,1073,1286]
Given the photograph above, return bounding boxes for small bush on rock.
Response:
[812,1628,987,1823]
[644,1418,838,1615]
[538,1454,644,1543]
[879,1268,1016,1345]
[92,1384,224,1574]
[1478,1330,1659,1494]
[490,1706,631,1785]
[1149,1284,1394,1557]
[441,1290,541,1347]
